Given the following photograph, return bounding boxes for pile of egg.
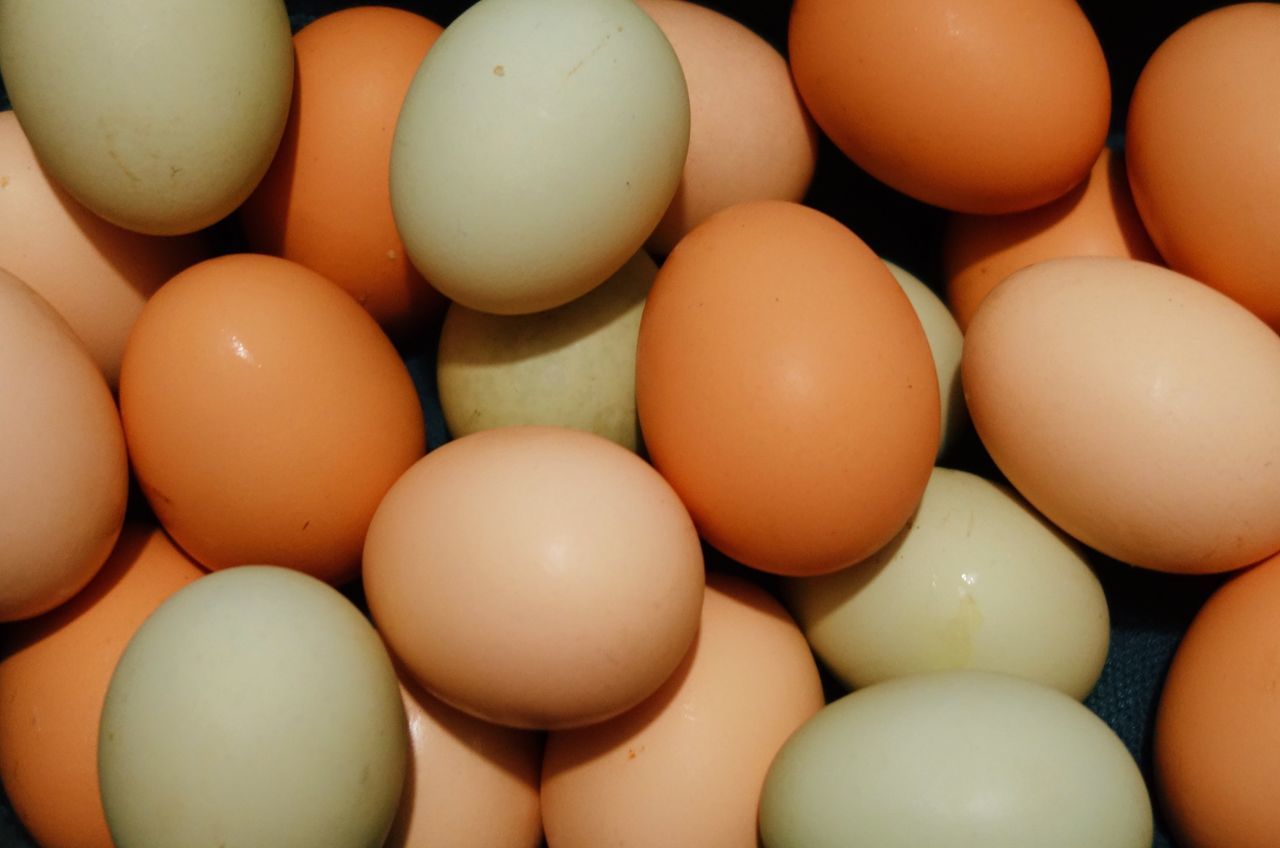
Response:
[0,0,1276,846]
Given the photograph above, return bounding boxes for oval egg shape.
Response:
[0,0,294,235]
[962,256,1280,574]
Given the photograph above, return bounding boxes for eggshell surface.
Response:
[0,0,294,235]
[0,111,206,386]
[98,566,409,848]
[390,0,689,314]
[0,525,202,848]
[944,148,1160,331]
[962,256,1280,574]
[636,0,817,256]
[363,426,704,730]
[1156,551,1280,848]
[437,250,655,451]
[0,269,128,621]
[541,574,824,848]
[788,0,1110,213]
[1127,3,1280,328]
[783,467,1109,700]
[636,201,938,576]
[119,253,424,585]
[387,678,543,848]
[240,7,445,336]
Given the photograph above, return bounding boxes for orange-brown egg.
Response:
[0,268,128,621]
[0,524,203,848]
[1156,550,1280,848]
[0,111,206,386]
[240,7,445,338]
[119,253,424,585]
[944,148,1160,330]
[1126,3,1280,328]
[636,0,817,257]
[541,574,824,848]
[635,201,938,576]
[788,0,1110,214]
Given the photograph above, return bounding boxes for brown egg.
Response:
[387,677,543,848]
[240,7,445,338]
[541,574,824,848]
[1155,551,1280,848]
[0,269,128,621]
[119,253,424,585]
[788,0,1110,214]
[944,148,1160,330]
[636,0,817,257]
[635,201,938,576]
[363,426,705,730]
[1126,3,1280,329]
[963,256,1280,574]
[0,111,206,386]
[0,524,203,848]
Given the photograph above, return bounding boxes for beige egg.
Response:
[0,1,293,235]
[783,467,1109,700]
[0,269,127,621]
[963,256,1280,573]
[387,677,542,848]
[437,250,654,450]
[637,0,817,256]
[540,574,824,848]
[0,112,206,386]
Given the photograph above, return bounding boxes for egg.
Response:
[363,426,704,730]
[783,467,1109,700]
[541,574,824,848]
[635,200,938,576]
[944,148,1161,331]
[635,0,817,257]
[387,677,543,848]
[788,0,1110,214]
[437,250,655,451]
[0,111,206,386]
[1155,550,1280,848]
[963,256,1280,574]
[0,268,127,621]
[239,6,446,337]
[0,525,202,848]
[0,0,294,235]
[98,566,408,848]
[1127,3,1280,328]
[759,670,1152,847]
[390,0,689,314]
[119,253,424,585]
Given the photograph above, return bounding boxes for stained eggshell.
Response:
[0,525,203,848]
[118,253,424,585]
[962,256,1280,574]
[783,467,1109,700]
[363,426,705,730]
[636,0,817,257]
[0,269,128,621]
[541,574,824,848]
[788,0,1110,214]
[636,200,938,577]
[240,6,446,336]
[0,111,207,386]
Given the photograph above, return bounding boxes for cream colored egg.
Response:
[760,671,1153,848]
[783,467,1109,700]
[0,0,293,235]
[884,261,966,458]
[437,250,654,450]
[390,0,689,314]
[99,567,408,848]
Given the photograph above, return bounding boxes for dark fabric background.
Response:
[0,3,1240,847]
